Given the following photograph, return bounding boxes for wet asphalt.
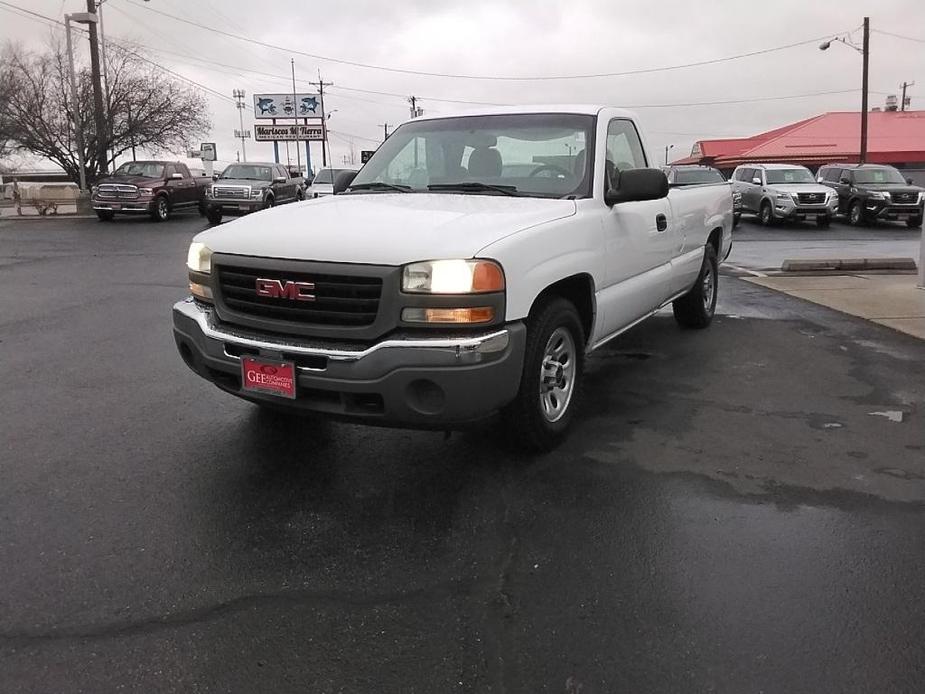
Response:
[1,214,923,693]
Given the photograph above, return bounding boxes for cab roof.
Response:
[412,104,634,122]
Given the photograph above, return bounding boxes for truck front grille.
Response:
[796,192,826,204]
[216,264,383,327]
[97,184,138,199]
[213,186,250,200]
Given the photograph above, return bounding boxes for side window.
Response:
[276,166,288,180]
[605,119,647,189]
[164,164,177,178]
[823,168,841,182]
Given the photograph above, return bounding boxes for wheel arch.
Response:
[527,273,596,345]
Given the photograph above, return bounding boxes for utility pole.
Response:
[901,81,915,111]
[85,0,108,178]
[291,59,301,173]
[64,14,88,192]
[378,123,390,141]
[233,89,247,161]
[408,95,422,119]
[860,16,869,164]
[310,73,334,167]
[95,0,112,168]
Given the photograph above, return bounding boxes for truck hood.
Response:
[195,193,577,265]
[97,175,164,187]
[766,183,832,195]
[213,178,269,188]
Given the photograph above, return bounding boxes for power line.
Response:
[122,0,851,82]
[872,29,925,45]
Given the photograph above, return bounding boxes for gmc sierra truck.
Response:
[173,106,733,450]
[93,161,209,222]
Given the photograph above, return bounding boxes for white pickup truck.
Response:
[174,106,733,450]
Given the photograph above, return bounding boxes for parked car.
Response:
[174,106,733,451]
[817,163,924,228]
[730,163,837,227]
[307,166,359,197]
[92,161,210,222]
[663,165,740,225]
[204,162,305,226]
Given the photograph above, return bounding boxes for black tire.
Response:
[673,244,718,329]
[206,208,223,226]
[198,201,207,217]
[907,217,922,229]
[503,297,585,452]
[733,213,741,227]
[263,196,275,210]
[816,215,831,228]
[150,195,170,222]
[759,201,774,226]
[96,210,115,222]
[848,200,864,227]
[297,189,305,201]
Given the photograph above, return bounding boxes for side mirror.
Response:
[604,168,669,206]
[170,172,184,180]
[333,170,358,194]
[212,173,219,180]
[751,177,762,185]
[839,177,851,185]
[273,176,287,183]
[907,177,913,185]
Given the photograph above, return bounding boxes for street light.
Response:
[64,11,99,193]
[819,17,869,163]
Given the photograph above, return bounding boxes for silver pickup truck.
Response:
[204,162,305,225]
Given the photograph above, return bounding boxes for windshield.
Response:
[674,168,725,184]
[766,168,815,184]
[313,169,351,184]
[350,113,595,198]
[853,167,907,185]
[221,165,273,181]
[113,162,164,178]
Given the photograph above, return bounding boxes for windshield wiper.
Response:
[427,182,520,196]
[348,182,412,193]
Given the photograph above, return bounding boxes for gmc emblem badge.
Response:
[255,278,316,302]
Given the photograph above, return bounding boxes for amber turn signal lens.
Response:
[189,281,213,302]
[402,307,495,324]
[471,261,505,292]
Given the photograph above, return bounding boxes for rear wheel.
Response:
[673,244,718,329]
[96,210,115,222]
[206,208,223,226]
[150,196,170,222]
[848,200,864,226]
[759,201,774,226]
[907,217,922,229]
[503,297,584,452]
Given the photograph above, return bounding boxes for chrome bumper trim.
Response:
[173,298,510,362]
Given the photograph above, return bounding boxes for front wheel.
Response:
[759,201,774,226]
[673,244,718,329]
[96,210,115,222]
[816,215,831,228]
[150,196,170,222]
[263,196,275,210]
[848,200,864,227]
[206,208,223,226]
[907,217,922,229]
[503,297,585,452]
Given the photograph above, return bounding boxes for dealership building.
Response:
[673,110,925,183]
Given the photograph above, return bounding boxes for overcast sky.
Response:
[2,0,924,171]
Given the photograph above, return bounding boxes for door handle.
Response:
[656,214,668,232]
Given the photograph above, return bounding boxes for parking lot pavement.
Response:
[728,217,922,273]
[1,216,924,693]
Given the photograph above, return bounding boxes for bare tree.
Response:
[0,40,211,185]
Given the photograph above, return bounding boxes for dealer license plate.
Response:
[804,214,817,222]
[109,203,121,210]
[238,204,250,211]
[241,356,296,399]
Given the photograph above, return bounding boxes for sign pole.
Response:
[291,59,301,173]
[272,118,279,164]
[304,118,312,174]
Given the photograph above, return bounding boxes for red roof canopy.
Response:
[672,111,925,168]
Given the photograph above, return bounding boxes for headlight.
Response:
[918,192,924,205]
[138,187,154,196]
[91,185,98,196]
[250,189,262,199]
[402,259,505,294]
[206,187,214,198]
[774,191,794,201]
[187,242,213,274]
[868,191,887,200]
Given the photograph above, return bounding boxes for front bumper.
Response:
[172,298,525,426]
[864,201,923,220]
[772,199,836,220]
[207,200,263,215]
[92,197,155,213]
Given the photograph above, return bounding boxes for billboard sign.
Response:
[254,124,324,141]
[200,143,216,161]
[253,93,321,119]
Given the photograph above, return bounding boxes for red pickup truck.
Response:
[92,161,210,222]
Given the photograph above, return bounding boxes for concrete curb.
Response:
[0,214,98,221]
[782,257,918,273]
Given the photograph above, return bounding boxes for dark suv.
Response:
[817,164,924,228]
